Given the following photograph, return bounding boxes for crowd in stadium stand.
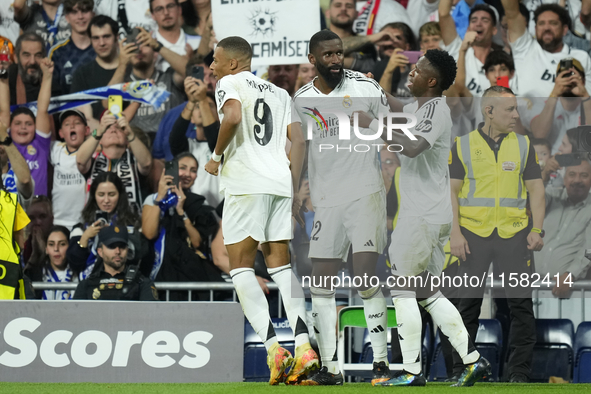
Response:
[2,0,591,380]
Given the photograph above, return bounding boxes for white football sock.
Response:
[359,287,389,365]
[419,291,479,364]
[268,265,310,350]
[391,290,422,374]
[231,267,277,350]
[310,287,340,374]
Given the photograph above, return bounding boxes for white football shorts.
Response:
[222,193,292,245]
[308,190,387,261]
[389,216,452,277]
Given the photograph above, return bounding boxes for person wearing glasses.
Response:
[150,0,201,72]
[73,224,158,300]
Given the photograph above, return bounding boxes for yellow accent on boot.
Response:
[267,344,294,385]
[285,344,320,385]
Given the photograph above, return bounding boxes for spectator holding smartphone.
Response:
[66,172,142,279]
[142,153,220,300]
[529,59,591,154]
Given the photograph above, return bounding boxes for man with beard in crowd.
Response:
[502,0,591,97]
[8,33,61,105]
[327,0,405,73]
[268,64,299,97]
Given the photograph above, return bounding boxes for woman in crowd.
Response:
[142,152,221,300]
[25,226,78,300]
[66,172,144,278]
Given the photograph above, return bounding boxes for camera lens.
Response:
[584,129,591,151]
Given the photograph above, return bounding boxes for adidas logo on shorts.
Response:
[364,240,374,247]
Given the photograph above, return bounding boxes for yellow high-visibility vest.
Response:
[456,130,530,239]
[0,191,26,299]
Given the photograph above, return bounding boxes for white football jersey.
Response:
[399,97,453,225]
[443,36,490,97]
[50,142,85,229]
[215,71,292,197]
[511,31,591,98]
[293,70,389,208]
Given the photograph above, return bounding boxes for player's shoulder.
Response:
[420,97,449,118]
[343,69,383,93]
[294,80,317,99]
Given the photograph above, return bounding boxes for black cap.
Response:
[98,225,129,247]
[59,109,87,125]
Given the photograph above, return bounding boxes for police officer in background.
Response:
[73,225,158,301]
[449,86,545,383]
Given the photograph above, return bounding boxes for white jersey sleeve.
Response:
[411,99,448,149]
[509,30,535,60]
[216,77,242,110]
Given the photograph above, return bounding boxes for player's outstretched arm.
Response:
[204,99,242,176]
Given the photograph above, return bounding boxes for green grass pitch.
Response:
[1,382,590,394]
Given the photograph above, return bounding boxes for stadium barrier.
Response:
[32,280,591,322]
[0,300,243,383]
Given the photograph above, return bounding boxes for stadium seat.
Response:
[337,306,398,378]
[428,328,448,381]
[573,322,591,383]
[531,319,574,382]
[474,319,502,381]
[243,318,295,382]
[429,319,502,382]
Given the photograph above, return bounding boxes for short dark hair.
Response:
[483,50,515,73]
[15,33,46,58]
[217,36,252,61]
[531,138,552,152]
[186,52,206,77]
[380,22,417,51]
[48,225,71,242]
[149,0,179,14]
[10,107,36,124]
[424,49,457,92]
[87,15,118,37]
[309,29,341,54]
[534,4,571,30]
[469,4,497,26]
[64,0,94,14]
[483,85,515,97]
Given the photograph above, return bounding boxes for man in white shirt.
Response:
[529,59,591,153]
[203,36,319,386]
[502,0,591,98]
[51,109,89,229]
[365,49,490,387]
[439,0,498,97]
[292,29,391,385]
[150,0,200,72]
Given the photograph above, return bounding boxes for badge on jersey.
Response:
[217,90,226,106]
[502,161,517,172]
[415,119,432,133]
[343,95,352,108]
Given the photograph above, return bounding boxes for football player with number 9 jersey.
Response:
[204,36,319,386]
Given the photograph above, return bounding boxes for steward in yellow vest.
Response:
[448,86,545,382]
[0,189,30,299]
